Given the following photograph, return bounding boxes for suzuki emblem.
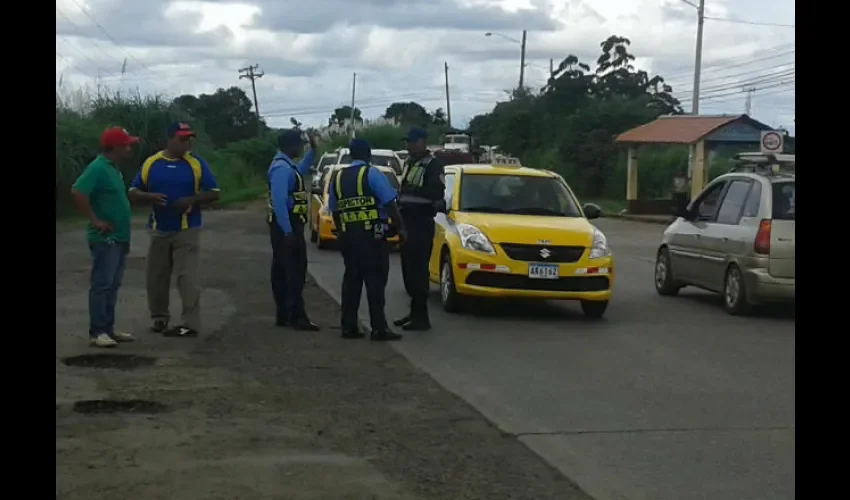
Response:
[538,239,551,244]
[539,248,551,259]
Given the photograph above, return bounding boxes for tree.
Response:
[383,102,432,127]
[329,106,362,126]
[432,108,447,126]
[173,86,266,148]
[467,34,685,197]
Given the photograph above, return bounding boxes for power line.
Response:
[704,16,795,28]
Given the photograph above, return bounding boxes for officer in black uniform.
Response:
[267,129,320,331]
[394,127,446,331]
[328,139,407,341]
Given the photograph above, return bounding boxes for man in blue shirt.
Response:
[328,139,407,341]
[268,129,319,331]
[128,122,220,338]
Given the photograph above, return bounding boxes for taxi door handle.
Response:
[694,234,701,240]
[721,237,728,242]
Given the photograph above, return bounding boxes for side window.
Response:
[716,180,753,225]
[692,181,727,221]
[742,181,762,218]
[444,174,456,205]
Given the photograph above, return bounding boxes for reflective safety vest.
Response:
[333,165,380,232]
[401,154,432,188]
[267,168,308,225]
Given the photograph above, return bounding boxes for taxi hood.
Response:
[451,212,595,246]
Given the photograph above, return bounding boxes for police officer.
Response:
[328,139,407,341]
[268,129,320,331]
[394,127,446,331]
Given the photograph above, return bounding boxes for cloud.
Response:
[55,0,796,133]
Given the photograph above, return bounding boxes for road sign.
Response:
[760,131,784,154]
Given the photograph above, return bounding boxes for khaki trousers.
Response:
[146,228,201,331]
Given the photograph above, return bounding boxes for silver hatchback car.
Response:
[654,153,795,314]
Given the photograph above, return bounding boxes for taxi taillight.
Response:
[754,219,771,255]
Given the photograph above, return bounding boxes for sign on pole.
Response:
[760,131,784,154]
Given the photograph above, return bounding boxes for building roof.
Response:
[615,114,770,145]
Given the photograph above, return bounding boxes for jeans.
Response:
[88,241,129,337]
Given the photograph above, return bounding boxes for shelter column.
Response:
[626,146,639,202]
[690,140,708,199]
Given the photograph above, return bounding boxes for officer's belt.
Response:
[398,194,434,204]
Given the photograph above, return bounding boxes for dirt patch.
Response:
[56,211,592,500]
[62,353,157,370]
[72,399,169,414]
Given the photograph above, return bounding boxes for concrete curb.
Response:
[602,214,673,225]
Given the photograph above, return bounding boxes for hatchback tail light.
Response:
[754,219,771,254]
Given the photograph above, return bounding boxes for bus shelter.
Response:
[615,114,775,213]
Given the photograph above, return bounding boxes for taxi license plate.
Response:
[528,263,559,279]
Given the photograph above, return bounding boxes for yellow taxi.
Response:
[310,164,402,249]
[429,164,613,318]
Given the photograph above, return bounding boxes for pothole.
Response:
[72,399,169,414]
[62,354,157,370]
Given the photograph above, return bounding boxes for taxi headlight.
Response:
[588,228,611,259]
[457,223,495,254]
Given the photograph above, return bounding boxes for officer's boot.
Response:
[370,327,402,342]
[393,299,415,326]
[402,297,431,331]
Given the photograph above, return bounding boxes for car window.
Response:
[444,174,456,205]
[771,181,795,220]
[371,155,402,175]
[339,154,352,164]
[458,174,582,217]
[381,170,400,190]
[715,180,753,225]
[742,181,762,218]
[318,156,336,169]
[693,181,726,221]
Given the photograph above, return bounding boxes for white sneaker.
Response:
[111,331,135,342]
[90,333,118,348]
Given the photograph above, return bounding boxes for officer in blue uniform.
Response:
[394,127,445,331]
[268,129,320,331]
[328,139,407,341]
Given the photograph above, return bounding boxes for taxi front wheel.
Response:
[580,300,608,319]
[440,253,464,313]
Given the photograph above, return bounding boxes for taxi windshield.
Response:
[459,174,582,217]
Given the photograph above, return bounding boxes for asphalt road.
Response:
[306,217,796,500]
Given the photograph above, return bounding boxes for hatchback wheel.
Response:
[723,264,750,315]
[440,253,463,313]
[654,247,681,296]
[580,300,608,319]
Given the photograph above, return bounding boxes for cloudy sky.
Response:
[56,0,795,134]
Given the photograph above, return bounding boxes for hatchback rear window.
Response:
[771,181,795,220]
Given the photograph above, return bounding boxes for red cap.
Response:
[100,127,139,149]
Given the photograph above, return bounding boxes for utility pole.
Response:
[238,64,264,117]
[549,58,554,78]
[349,73,357,139]
[519,29,527,89]
[744,86,756,115]
[444,62,452,128]
[691,0,705,115]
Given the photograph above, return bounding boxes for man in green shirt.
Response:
[71,127,139,348]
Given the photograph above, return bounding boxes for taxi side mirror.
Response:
[582,203,602,220]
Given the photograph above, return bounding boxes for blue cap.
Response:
[402,127,427,142]
[278,129,305,149]
[166,121,195,138]
[348,139,371,160]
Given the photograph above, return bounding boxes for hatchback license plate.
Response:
[528,263,559,279]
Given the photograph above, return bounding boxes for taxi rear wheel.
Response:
[440,252,463,313]
[580,300,608,319]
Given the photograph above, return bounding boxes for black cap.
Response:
[278,129,305,149]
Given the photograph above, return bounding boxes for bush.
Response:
[56,89,272,216]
